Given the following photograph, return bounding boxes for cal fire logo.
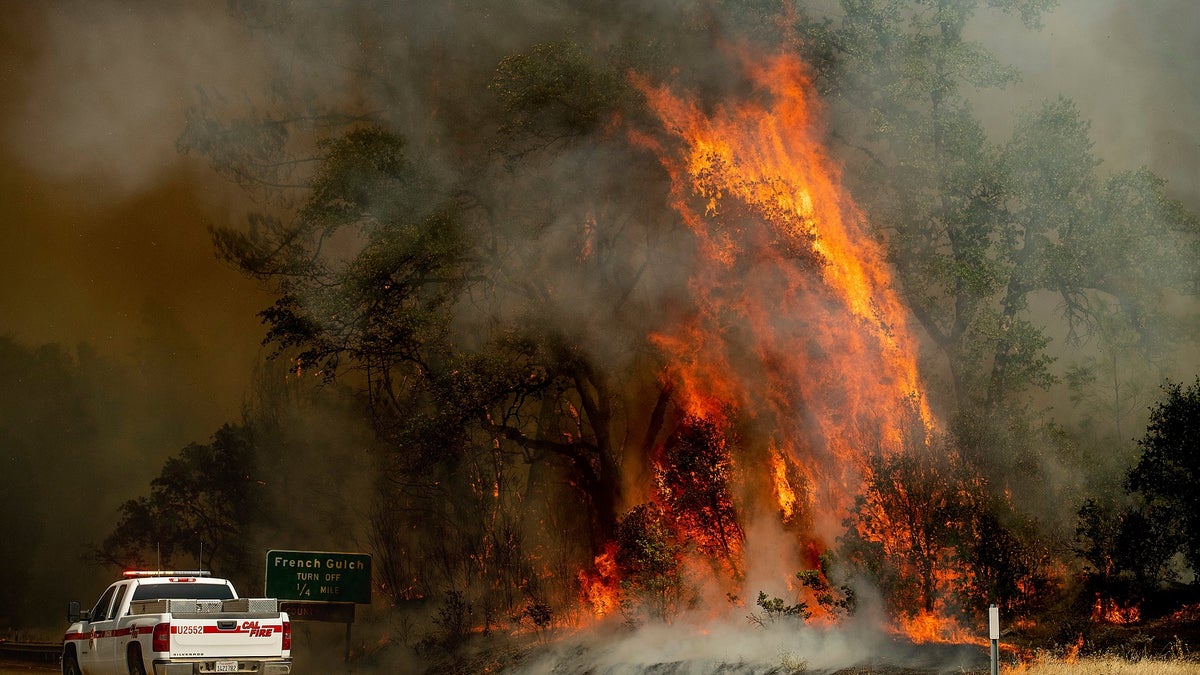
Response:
[241,621,275,638]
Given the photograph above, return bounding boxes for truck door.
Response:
[100,584,130,674]
[78,585,116,675]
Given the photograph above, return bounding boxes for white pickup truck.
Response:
[61,571,292,675]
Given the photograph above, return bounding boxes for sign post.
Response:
[265,550,372,662]
[988,604,1000,675]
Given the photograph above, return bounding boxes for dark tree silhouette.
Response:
[1126,378,1200,575]
[94,424,267,587]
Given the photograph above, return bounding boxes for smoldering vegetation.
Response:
[2,0,1200,672]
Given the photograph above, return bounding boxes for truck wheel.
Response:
[126,646,148,675]
[62,652,82,675]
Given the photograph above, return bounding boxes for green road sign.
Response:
[265,550,372,604]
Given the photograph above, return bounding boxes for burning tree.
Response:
[1075,496,1180,623]
[654,414,745,575]
[842,445,979,620]
[844,438,1059,629]
[193,20,946,633]
[614,503,687,622]
[965,508,1057,617]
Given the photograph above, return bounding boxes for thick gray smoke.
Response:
[968,0,1200,504]
[970,0,1200,212]
[4,2,1193,365]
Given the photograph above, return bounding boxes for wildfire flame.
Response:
[1064,634,1085,663]
[628,44,940,625]
[576,46,955,641]
[897,610,964,645]
[769,445,798,522]
[633,49,933,536]
[578,543,619,619]
[1092,595,1141,625]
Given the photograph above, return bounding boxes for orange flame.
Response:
[897,610,970,645]
[1091,596,1141,625]
[1064,634,1084,663]
[769,447,798,522]
[633,49,934,548]
[578,543,619,619]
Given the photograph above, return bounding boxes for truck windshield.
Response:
[131,583,235,601]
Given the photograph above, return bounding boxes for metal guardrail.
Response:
[0,640,60,662]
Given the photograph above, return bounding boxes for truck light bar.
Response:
[123,570,213,578]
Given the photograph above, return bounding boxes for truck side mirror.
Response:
[68,601,81,623]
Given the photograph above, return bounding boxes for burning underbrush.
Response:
[349,586,1200,674]
[354,592,997,674]
[510,616,989,674]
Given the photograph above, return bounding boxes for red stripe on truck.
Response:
[171,624,283,635]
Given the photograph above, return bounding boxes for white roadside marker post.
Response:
[989,604,1000,675]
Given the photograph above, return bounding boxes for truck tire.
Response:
[62,651,82,675]
[126,645,148,675]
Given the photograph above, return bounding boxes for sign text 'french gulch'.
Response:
[265,550,372,604]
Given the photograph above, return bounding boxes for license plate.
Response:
[214,661,238,673]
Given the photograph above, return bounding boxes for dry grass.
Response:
[1003,655,1200,674]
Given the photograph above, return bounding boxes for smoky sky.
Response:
[1,0,1195,387]
[0,0,1197,631]
[970,0,1200,212]
[0,2,272,429]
